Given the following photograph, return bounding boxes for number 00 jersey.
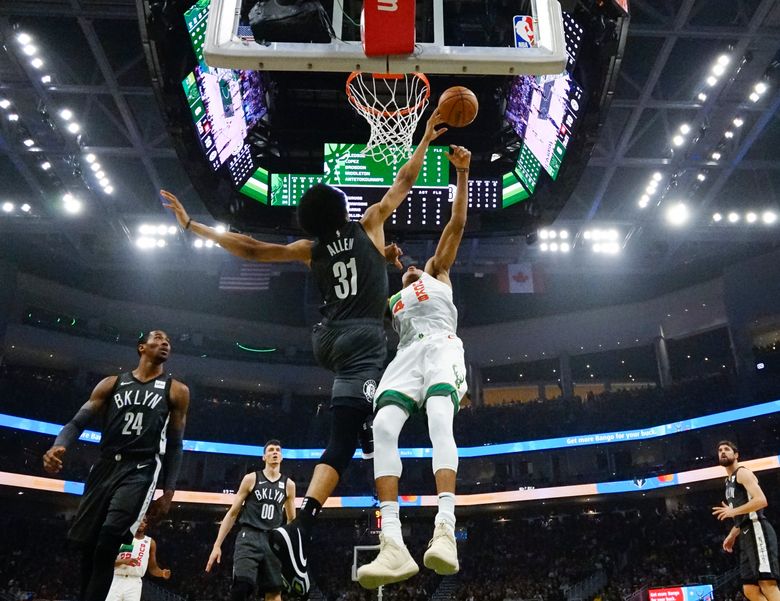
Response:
[101,373,172,458]
[238,472,289,531]
[310,221,388,321]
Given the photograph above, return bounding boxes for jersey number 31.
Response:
[333,258,357,299]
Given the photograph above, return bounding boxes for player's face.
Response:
[718,445,737,466]
[137,516,147,536]
[264,445,282,465]
[141,331,171,364]
[402,265,422,288]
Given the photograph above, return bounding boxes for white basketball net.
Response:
[346,72,430,166]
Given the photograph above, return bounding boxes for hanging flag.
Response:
[498,263,544,294]
[219,258,272,291]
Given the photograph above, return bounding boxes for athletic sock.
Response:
[435,492,456,532]
[379,501,404,546]
[298,496,322,533]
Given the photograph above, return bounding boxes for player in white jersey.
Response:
[357,145,471,590]
[106,517,170,601]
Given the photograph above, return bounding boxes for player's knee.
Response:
[264,592,282,601]
[744,584,763,601]
[320,438,356,475]
[373,408,403,447]
[758,580,778,594]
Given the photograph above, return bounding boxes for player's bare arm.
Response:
[284,479,297,523]
[723,525,740,552]
[148,539,171,579]
[361,110,448,250]
[713,469,768,520]
[148,380,190,521]
[43,376,116,474]
[161,190,313,265]
[425,145,472,286]
[206,472,256,572]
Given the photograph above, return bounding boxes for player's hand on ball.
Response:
[712,502,735,521]
[205,547,221,572]
[161,569,171,580]
[446,145,471,170]
[43,446,66,473]
[423,109,448,142]
[160,190,190,229]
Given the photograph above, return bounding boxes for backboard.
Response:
[204,0,567,75]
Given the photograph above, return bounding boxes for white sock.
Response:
[380,501,404,546]
[435,492,456,531]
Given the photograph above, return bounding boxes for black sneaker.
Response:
[270,519,310,596]
[359,414,374,459]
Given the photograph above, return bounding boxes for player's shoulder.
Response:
[735,465,756,481]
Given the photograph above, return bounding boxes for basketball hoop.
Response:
[346,71,430,165]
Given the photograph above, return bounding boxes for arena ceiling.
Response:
[0,0,779,301]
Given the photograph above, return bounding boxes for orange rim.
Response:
[346,71,430,118]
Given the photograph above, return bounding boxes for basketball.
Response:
[437,86,479,127]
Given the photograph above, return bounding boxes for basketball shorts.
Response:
[374,332,467,414]
[312,318,386,412]
[68,455,162,544]
[740,519,780,583]
[233,527,284,594]
[105,575,143,601]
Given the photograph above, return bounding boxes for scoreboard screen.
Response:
[323,143,449,187]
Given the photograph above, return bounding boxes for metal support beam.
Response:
[0,2,137,20]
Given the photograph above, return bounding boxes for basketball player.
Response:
[357,146,471,589]
[714,441,780,601]
[42,330,190,601]
[106,515,171,601]
[205,440,295,601]
[161,110,446,594]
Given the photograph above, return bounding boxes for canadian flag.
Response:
[498,263,543,294]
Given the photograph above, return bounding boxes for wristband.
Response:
[185,218,192,230]
[456,168,469,173]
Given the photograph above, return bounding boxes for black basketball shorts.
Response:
[312,319,386,412]
[68,455,162,544]
[740,519,780,583]
[233,528,284,594]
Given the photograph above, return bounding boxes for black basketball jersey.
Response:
[101,373,172,457]
[725,466,764,527]
[238,471,288,531]
[310,221,389,321]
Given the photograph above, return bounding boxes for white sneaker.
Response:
[357,533,419,589]
[423,523,459,575]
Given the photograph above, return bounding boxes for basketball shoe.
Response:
[423,523,459,575]
[270,520,310,597]
[357,533,419,589]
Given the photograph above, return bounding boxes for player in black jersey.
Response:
[42,330,190,601]
[713,441,780,601]
[162,110,446,595]
[206,440,296,601]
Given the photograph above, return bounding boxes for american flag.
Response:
[219,259,272,291]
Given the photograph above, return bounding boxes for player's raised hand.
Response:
[205,547,222,572]
[423,108,448,142]
[384,243,404,270]
[445,145,471,170]
[160,190,190,230]
[43,446,66,474]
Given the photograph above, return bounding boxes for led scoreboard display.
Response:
[323,143,449,187]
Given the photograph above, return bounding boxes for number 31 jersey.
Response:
[100,374,172,457]
[311,221,388,321]
[238,472,289,530]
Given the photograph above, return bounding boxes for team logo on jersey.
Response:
[363,379,377,402]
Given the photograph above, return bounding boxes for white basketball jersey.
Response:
[389,271,458,348]
[114,536,151,578]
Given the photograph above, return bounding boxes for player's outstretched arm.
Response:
[361,110,447,248]
[284,478,297,523]
[148,380,190,522]
[206,472,256,572]
[426,146,471,281]
[42,376,116,474]
[148,539,171,579]
[161,190,313,265]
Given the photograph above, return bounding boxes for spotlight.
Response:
[194,239,204,248]
[157,239,167,248]
[712,64,726,77]
[21,203,31,213]
[749,92,760,103]
[99,178,110,187]
[59,109,73,120]
[706,75,718,87]
[96,171,105,180]
[63,197,83,215]
[727,212,740,223]
[548,230,557,240]
[40,161,51,170]
[157,225,168,236]
[560,242,570,253]
[16,33,32,45]
[583,230,592,240]
[490,153,501,162]
[712,152,721,160]
[90,163,100,172]
[215,224,227,234]
[755,82,768,95]
[672,135,685,147]
[41,75,51,84]
[540,242,549,251]
[138,224,154,235]
[205,239,215,248]
[2,202,14,213]
[638,198,649,209]
[30,58,43,69]
[717,54,730,66]
[652,172,663,182]
[724,130,734,139]
[22,45,37,56]
[559,230,569,240]
[66,122,80,134]
[665,202,690,227]
[762,211,777,225]
[85,154,96,163]
[646,184,658,195]
[549,242,559,252]
[539,229,549,240]
[697,173,706,182]
[679,123,691,134]
[733,117,744,128]
[593,243,602,253]
[168,225,177,235]
[712,212,722,222]
[746,212,757,224]
[0,99,9,109]
[8,113,19,122]
[104,186,114,194]
[135,237,156,250]
[697,92,707,102]
[23,139,34,147]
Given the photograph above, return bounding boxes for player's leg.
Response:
[232,529,260,601]
[103,575,122,601]
[129,577,143,601]
[758,582,780,601]
[744,585,768,601]
[256,534,283,601]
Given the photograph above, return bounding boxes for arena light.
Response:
[727,212,740,223]
[66,122,80,134]
[697,92,707,102]
[40,161,50,170]
[540,242,549,252]
[23,138,34,147]
[41,75,51,84]
[559,230,569,240]
[712,64,725,77]
[749,92,761,103]
[2,202,14,213]
[539,229,549,240]
[645,183,658,195]
[135,237,157,250]
[194,239,204,248]
[85,154,96,163]
[733,117,744,128]
[21,44,37,56]
[697,173,706,182]
[156,224,168,236]
[0,99,9,109]
[16,33,32,45]
[672,134,685,147]
[638,197,649,209]
[157,239,167,248]
[7,113,18,122]
[665,202,690,227]
[21,203,31,213]
[205,239,215,248]
[560,242,570,253]
[763,211,777,225]
[679,123,691,135]
[138,224,155,235]
[712,151,721,161]
[754,81,768,95]
[549,242,559,252]
[104,186,113,195]
[606,229,619,240]
[548,230,557,239]
[99,177,110,187]
[746,212,757,224]
[63,196,83,215]
[215,224,227,234]
[724,130,734,139]
[59,108,73,121]
[90,162,100,172]
[168,225,177,235]
[95,171,105,180]
[706,75,718,87]
[712,212,723,222]
[30,57,43,69]
[652,172,663,182]
[583,230,592,240]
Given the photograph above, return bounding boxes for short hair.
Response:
[718,440,739,453]
[137,332,153,357]
[264,439,282,453]
[297,184,348,238]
